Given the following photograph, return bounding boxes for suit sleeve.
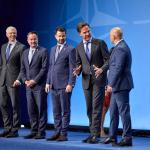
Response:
[75,47,82,75]
[68,48,76,86]
[46,50,52,84]
[20,51,27,83]
[34,49,48,83]
[108,48,126,87]
[17,45,27,81]
[100,40,110,72]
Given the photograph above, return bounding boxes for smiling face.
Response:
[55,31,66,44]
[6,27,17,42]
[79,25,92,42]
[27,33,38,48]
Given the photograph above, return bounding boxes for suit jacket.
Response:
[0,41,26,87]
[108,40,134,92]
[76,38,109,89]
[20,46,48,90]
[46,44,76,90]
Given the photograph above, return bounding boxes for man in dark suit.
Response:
[0,26,26,138]
[45,27,76,141]
[73,22,109,143]
[103,27,134,147]
[20,31,48,139]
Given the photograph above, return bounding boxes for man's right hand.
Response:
[73,65,82,76]
[45,84,52,93]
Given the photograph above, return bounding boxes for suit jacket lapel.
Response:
[90,39,97,63]
[8,42,19,60]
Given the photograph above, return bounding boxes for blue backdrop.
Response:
[1,0,149,130]
[33,0,149,130]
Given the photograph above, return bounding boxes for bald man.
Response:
[103,27,134,147]
[0,26,26,138]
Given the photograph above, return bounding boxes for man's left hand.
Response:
[13,80,21,87]
[93,65,103,78]
[65,84,72,93]
[28,80,37,87]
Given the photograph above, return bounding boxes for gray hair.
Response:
[6,26,17,33]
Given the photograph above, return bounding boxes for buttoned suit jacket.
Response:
[46,44,76,89]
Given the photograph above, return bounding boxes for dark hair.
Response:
[27,31,38,38]
[76,22,90,33]
[55,26,66,34]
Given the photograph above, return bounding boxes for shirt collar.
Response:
[83,37,92,44]
[8,40,17,45]
[57,41,66,47]
[115,39,123,46]
[29,47,37,51]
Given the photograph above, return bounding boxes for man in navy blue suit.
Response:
[103,27,134,147]
[20,31,48,139]
[45,27,76,141]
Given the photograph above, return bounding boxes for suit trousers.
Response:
[26,88,47,135]
[109,90,132,140]
[0,85,20,132]
[83,80,105,136]
[51,89,71,136]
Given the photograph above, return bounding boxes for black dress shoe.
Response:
[47,133,60,141]
[82,135,92,143]
[6,132,19,138]
[0,130,10,137]
[24,133,37,139]
[102,137,117,144]
[34,133,45,139]
[117,139,132,147]
[88,136,99,144]
[56,135,68,142]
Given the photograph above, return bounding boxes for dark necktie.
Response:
[55,45,61,61]
[6,43,12,61]
[85,42,90,62]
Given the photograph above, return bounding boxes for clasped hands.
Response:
[25,80,36,87]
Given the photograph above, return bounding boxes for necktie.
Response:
[28,49,34,64]
[85,42,90,62]
[55,45,61,61]
[6,43,12,61]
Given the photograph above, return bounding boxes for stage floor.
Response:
[0,128,150,150]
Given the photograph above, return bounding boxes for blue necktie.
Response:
[6,43,12,61]
[85,42,90,62]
